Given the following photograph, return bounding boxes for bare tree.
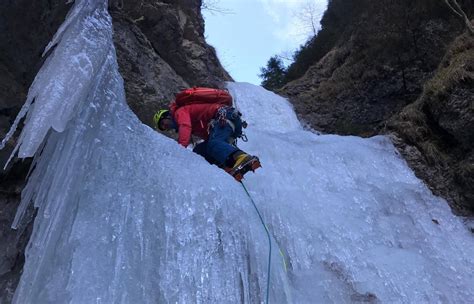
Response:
[294,1,322,37]
[201,0,232,15]
[277,51,294,65]
[443,0,473,34]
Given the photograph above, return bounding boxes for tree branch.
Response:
[444,0,462,17]
[201,0,232,15]
[444,0,474,35]
[451,0,474,34]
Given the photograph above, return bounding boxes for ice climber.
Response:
[153,87,261,181]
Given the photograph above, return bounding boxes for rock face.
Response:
[109,0,232,126]
[283,0,469,135]
[280,0,473,213]
[387,33,474,214]
[0,1,72,302]
[0,1,230,302]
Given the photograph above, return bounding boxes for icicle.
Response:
[1,0,111,160]
[0,96,34,153]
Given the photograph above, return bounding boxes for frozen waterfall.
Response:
[2,1,474,303]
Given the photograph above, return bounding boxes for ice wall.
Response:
[3,1,474,303]
[228,82,474,303]
[5,1,287,303]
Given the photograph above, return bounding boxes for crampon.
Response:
[225,156,261,182]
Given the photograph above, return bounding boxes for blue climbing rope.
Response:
[241,181,272,304]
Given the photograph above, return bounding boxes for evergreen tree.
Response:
[259,56,287,91]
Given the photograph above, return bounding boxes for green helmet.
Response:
[153,109,169,130]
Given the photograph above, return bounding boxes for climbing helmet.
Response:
[153,109,170,130]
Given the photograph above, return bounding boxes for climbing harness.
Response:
[241,181,272,304]
[209,106,248,144]
[216,107,229,127]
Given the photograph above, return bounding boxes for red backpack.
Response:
[174,87,233,108]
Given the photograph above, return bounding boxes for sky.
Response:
[203,0,328,85]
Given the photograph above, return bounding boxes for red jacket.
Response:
[170,102,222,147]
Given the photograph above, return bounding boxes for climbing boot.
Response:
[228,153,261,181]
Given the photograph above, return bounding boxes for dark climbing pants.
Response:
[193,107,243,167]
